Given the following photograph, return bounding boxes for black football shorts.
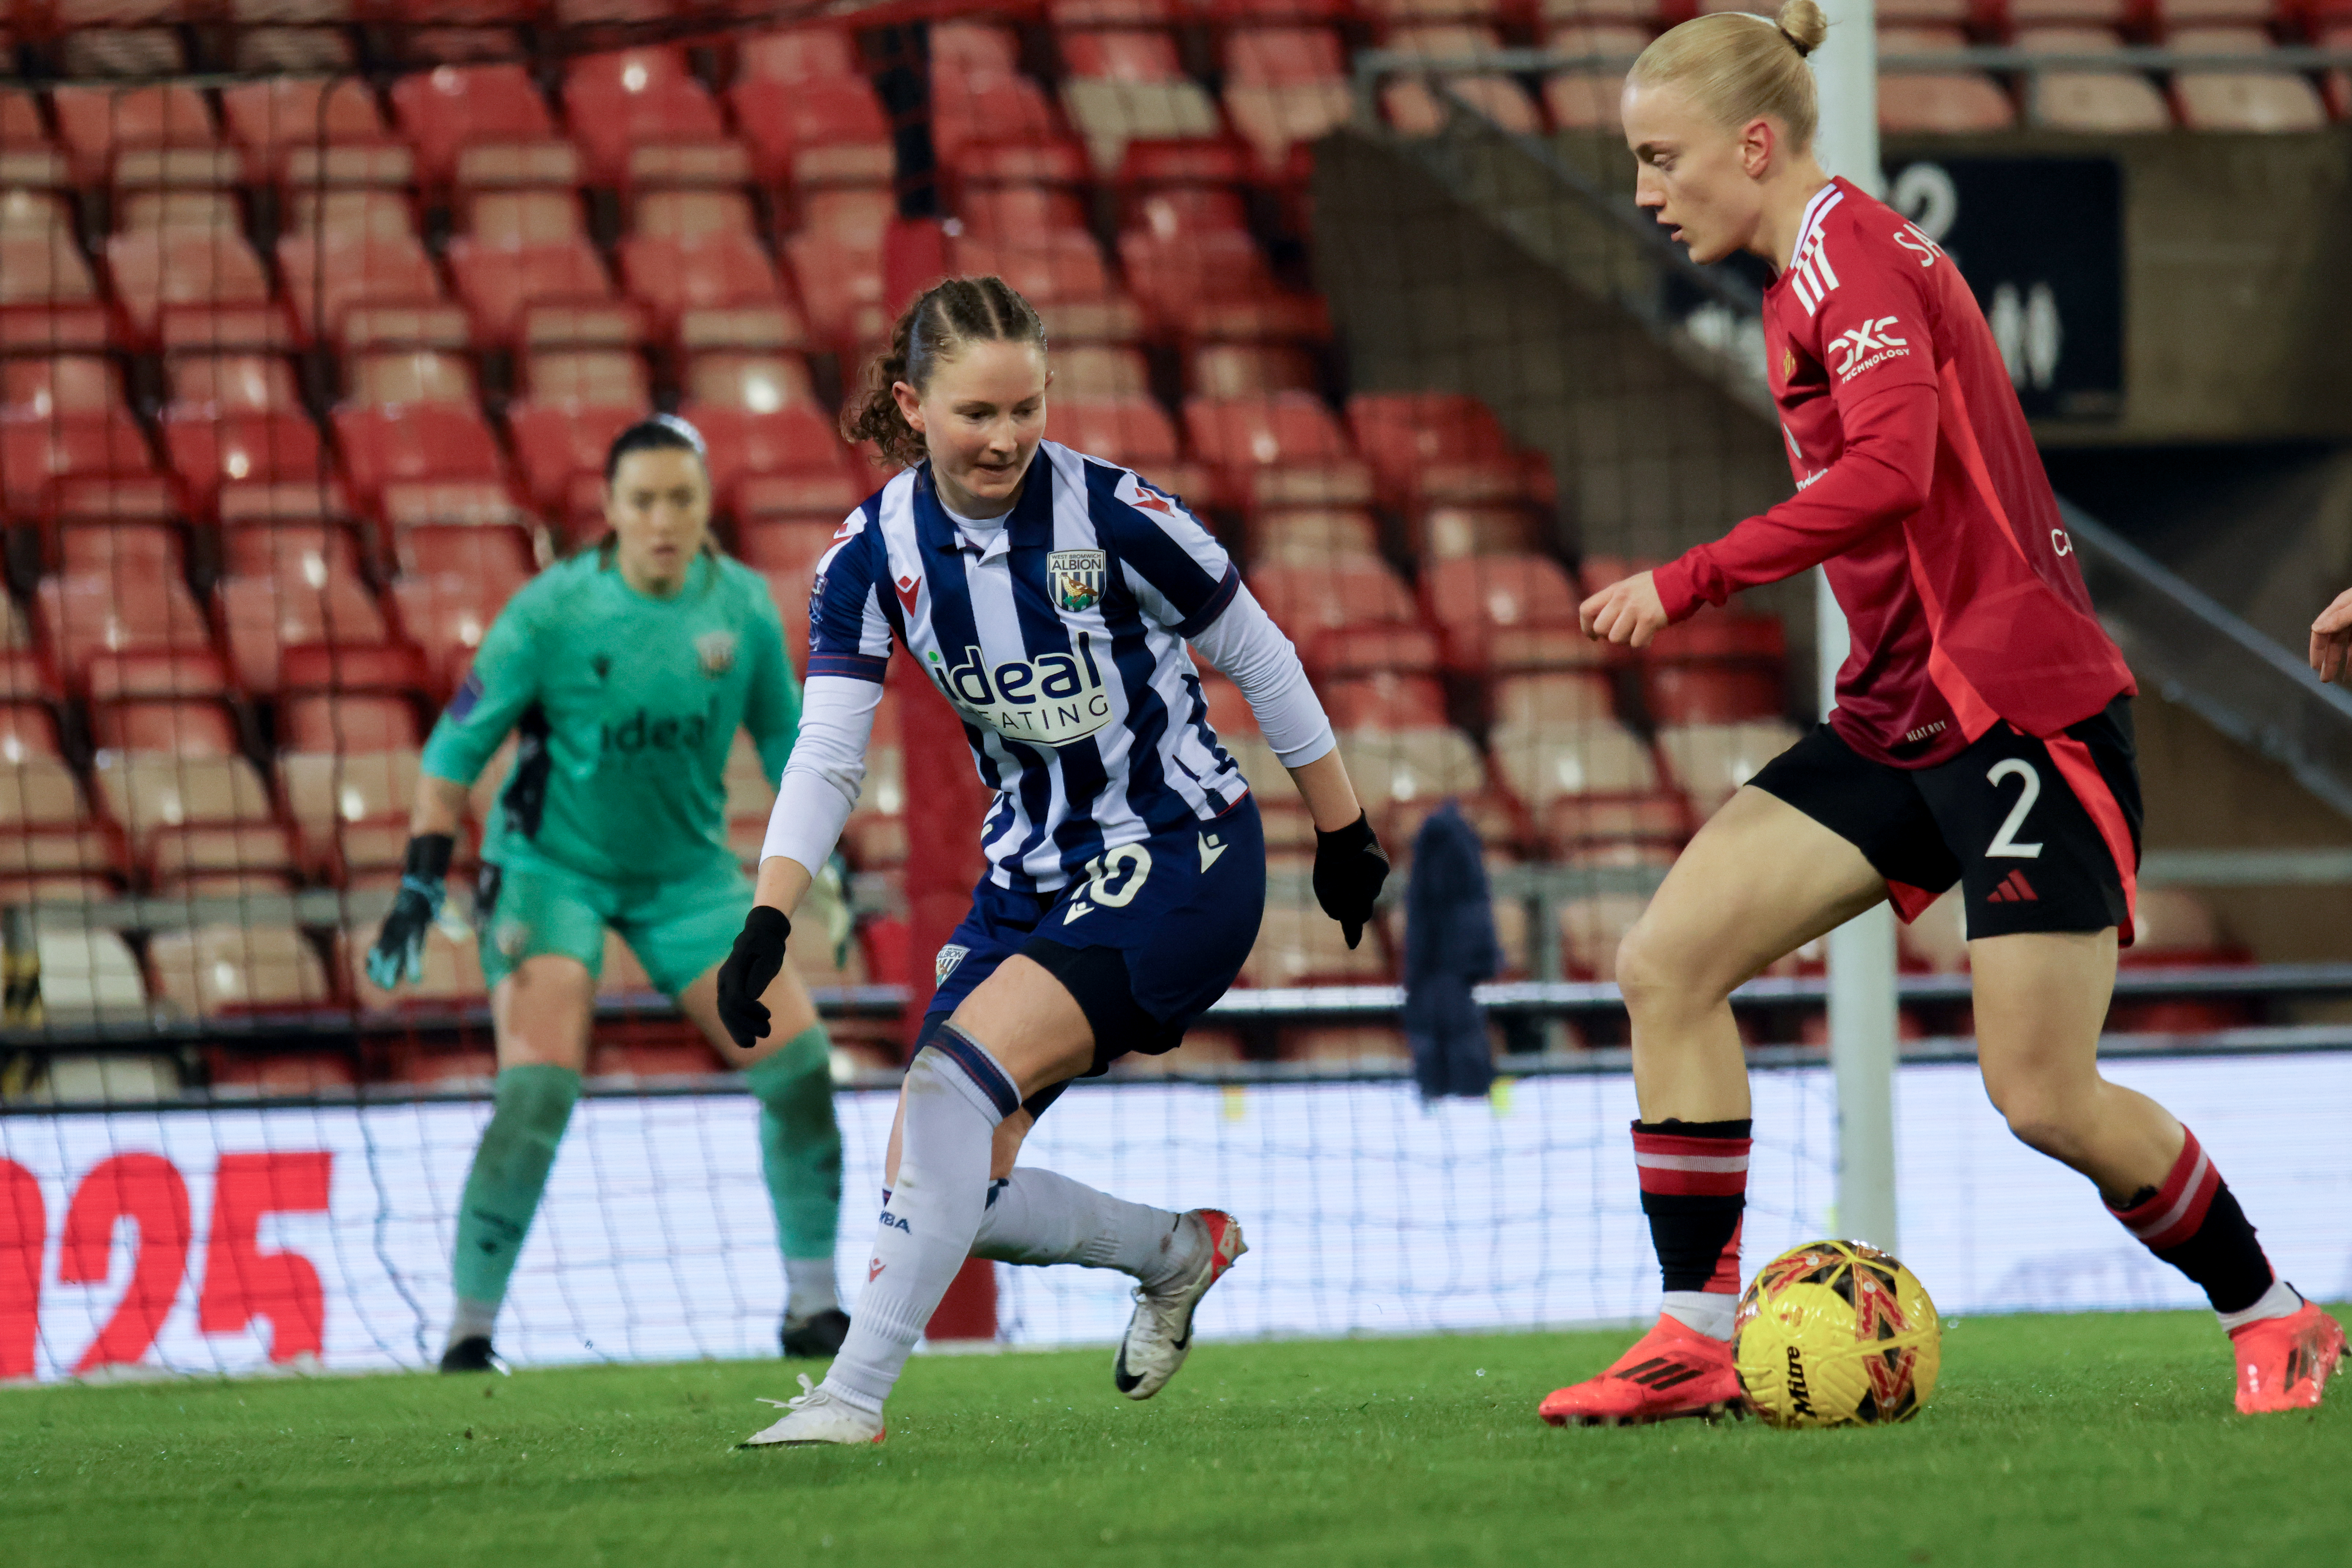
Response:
[1748,697,2142,943]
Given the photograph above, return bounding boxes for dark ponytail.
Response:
[843,275,1048,468]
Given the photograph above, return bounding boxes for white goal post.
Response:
[1814,0,1902,1255]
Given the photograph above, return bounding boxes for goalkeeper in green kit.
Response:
[368,414,850,1371]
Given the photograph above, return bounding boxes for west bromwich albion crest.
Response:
[1050,549,1106,615]
[694,630,738,677]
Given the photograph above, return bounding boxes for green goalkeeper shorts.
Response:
[473,853,749,999]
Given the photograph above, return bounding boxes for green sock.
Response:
[450,1064,582,1315]
[744,1024,843,1308]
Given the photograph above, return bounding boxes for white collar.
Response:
[1785,179,1844,273]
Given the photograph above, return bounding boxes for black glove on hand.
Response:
[366,833,453,990]
[1312,812,1390,950]
[716,905,792,1049]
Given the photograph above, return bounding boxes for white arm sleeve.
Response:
[760,674,884,873]
[1188,583,1337,769]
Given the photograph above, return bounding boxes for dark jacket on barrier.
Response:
[1402,801,1501,1100]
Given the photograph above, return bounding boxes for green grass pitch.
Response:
[5,1309,2345,1568]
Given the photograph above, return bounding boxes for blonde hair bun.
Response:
[1776,0,1829,56]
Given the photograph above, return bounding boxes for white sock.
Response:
[822,1031,1012,1413]
[972,1168,1197,1289]
[2218,1276,2304,1333]
[784,1255,839,1321]
[449,1295,497,1345]
[1661,1289,1737,1341]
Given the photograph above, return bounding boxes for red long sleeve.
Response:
[1654,379,1940,621]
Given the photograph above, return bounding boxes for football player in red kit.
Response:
[1544,0,2342,1424]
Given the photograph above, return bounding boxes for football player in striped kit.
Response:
[717,276,1390,1445]
[1544,0,2338,1426]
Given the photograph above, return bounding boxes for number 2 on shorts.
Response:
[1985,757,2044,859]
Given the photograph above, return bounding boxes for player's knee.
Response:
[1614,915,1717,1019]
[1988,1077,2092,1160]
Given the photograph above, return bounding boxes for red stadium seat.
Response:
[617,233,808,351]
[2017,29,2174,131]
[1183,393,1372,510]
[780,233,891,349]
[731,75,893,187]
[150,926,333,1017]
[1377,26,1544,137]
[57,521,182,581]
[1875,27,2017,134]
[1120,230,1328,340]
[390,64,565,189]
[1187,343,1320,398]
[682,403,853,507]
[1221,28,1352,179]
[1058,30,1226,177]
[736,519,840,574]
[2,355,124,418]
[520,348,649,406]
[86,697,276,850]
[737,468,868,523]
[218,522,367,583]
[683,351,818,413]
[1050,394,1183,470]
[507,402,642,512]
[0,412,155,514]
[215,569,394,696]
[1248,558,1440,675]
[734,29,864,82]
[161,412,326,515]
[959,184,1092,238]
[0,234,107,351]
[1125,186,1251,240]
[1641,661,1787,725]
[221,78,411,188]
[1346,392,1538,510]
[333,404,508,507]
[1543,23,1649,133]
[563,49,741,188]
[1246,505,1383,566]
[950,231,1147,345]
[0,89,69,189]
[166,354,304,417]
[1054,344,1154,397]
[631,190,759,247]
[280,694,422,753]
[1418,554,1590,673]
[2171,27,2328,131]
[105,229,276,350]
[278,231,459,351]
[447,192,634,348]
[1320,671,1450,730]
[932,20,1024,73]
[1413,503,1542,559]
[395,524,537,585]
[346,349,481,408]
[388,573,522,697]
[1657,719,1804,815]
[52,84,234,188]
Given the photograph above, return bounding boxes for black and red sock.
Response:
[1633,1118,1750,1332]
[2107,1126,2277,1316]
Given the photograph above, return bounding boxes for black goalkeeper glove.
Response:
[716,905,792,1049]
[366,833,453,990]
[1312,812,1390,950]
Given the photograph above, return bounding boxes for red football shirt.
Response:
[1651,177,2134,767]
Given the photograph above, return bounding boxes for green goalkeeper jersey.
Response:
[419,548,801,886]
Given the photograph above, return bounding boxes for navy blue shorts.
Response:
[918,795,1266,1117]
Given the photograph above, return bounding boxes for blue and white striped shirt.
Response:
[764,440,1331,894]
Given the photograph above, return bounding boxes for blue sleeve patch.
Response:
[446,667,484,722]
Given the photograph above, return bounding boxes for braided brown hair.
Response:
[843,275,1048,468]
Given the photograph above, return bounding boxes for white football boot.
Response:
[738,1375,886,1447]
[1114,1209,1247,1400]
